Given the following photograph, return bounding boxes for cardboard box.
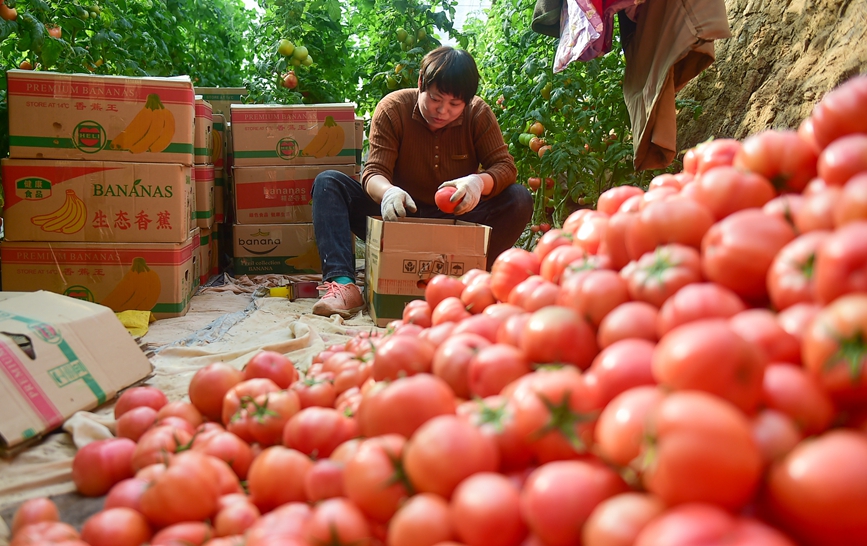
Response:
[214,168,226,224]
[0,291,154,450]
[212,114,227,171]
[232,223,321,275]
[230,104,357,167]
[232,164,357,225]
[226,122,234,171]
[7,70,194,165]
[365,217,490,327]
[2,159,193,243]
[355,116,365,165]
[193,87,248,116]
[194,97,213,165]
[194,165,215,229]
[1,231,199,319]
[199,227,213,285]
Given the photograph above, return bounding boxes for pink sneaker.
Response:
[312,281,366,318]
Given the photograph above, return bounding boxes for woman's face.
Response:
[418,83,465,130]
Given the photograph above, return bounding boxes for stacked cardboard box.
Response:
[193,96,215,286]
[1,70,199,319]
[195,87,249,279]
[229,103,363,276]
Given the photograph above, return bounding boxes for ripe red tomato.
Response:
[556,269,629,328]
[243,350,299,388]
[403,415,499,498]
[282,406,358,458]
[387,493,455,546]
[290,372,337,408]
[656,282,747,337]
[214,500,260,537]
[103,477,148,513]
[221,377,280,426]
[521,460,628,546]
[652,319,766,414]
[520,306,598,369]
[582,492,666,546]
[597,301,659,349]
[431,296,472,325]
[701,208,796,303]
[356,374,456,438]
[72,438,137,497]
[343,434,412,522]
[131,425,192,471]
[305,498,371,546]
[584,338,656,408]
[693,138,742,175]
[689,165,776,220]
[115,406,158,442]
[802,293,867,407]
[639,391,763,511]
[435,186,461,213]
[188,363,243,422]
[508,275,560,312]
[734,129,818,193]
[11,497,60,535]
[402,299,433,326]
[456,395,534,472]
[766,230,829,311]
[431,332,491,399]
[626,196,715,261]
[813,221,867,304]
[80,507,152,546]
[539,245,587,284]
[597,185,645,215]
[633,503,797,546]
[729,308,801,365]
[150,522,213,546]
[247,447,312,513]
[372,334,436,380]
[468,343,532,398]
[114,386,168,419]
[766,429,867,545]
[809,74,867,148]
[140,451,223,527]
[489,249,541,303]
[191,429,254,480]
[795,185,841,233]
[761,363,835,436]
[451,472,528,546]
[620,244,702,308]
[425,274,465,309]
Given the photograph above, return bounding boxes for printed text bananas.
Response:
[301,116,345,158]
[30,189,88,234]
[110,94,176,154]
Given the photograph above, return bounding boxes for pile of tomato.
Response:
[9,75,867,546]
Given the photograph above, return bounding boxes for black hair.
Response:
[418,46,480,103]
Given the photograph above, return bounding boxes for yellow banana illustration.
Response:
[31,190,88,234]
[325,123,345,156]
[31,191,73,226]
[302,116,338,158]
[110,94,163,152]
[149,106,176,153]
[284,245,321,271]
[211,128,223,161]
[60,197,87,234]
[128,107,166,154]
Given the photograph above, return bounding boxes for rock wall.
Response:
[675,0,867,151]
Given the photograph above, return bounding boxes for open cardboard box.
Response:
[365,217,491,327]
[0,291,153,454]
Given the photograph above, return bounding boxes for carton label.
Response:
[0,343,64,430]
[8,77,194,104]
[236,178,311,209]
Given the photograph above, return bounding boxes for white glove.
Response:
[381,186,417,221]
[439,174,484,215]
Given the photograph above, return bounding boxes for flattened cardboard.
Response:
[230,104,357,167]
[0,291,153,451]
[2,159,193,243]
[232,164,357,225]
[7,70,194,165]
[232,223,321,275]
[193,87,248,116]
[194,165,215,229]
[194,97,214,165]
[365,217,490,327]
[1,231,199,319]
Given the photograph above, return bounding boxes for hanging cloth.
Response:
[553,0,603,73]
[623,0,730,170]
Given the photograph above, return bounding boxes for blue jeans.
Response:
[312,169,534,281]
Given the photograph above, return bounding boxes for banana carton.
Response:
[232,223,321,275]
[194,97,214,164]
[194,86,249,116]
[213,114,227,223]
[1,159,193,244]
[194,165,215,230]
[6,70,194,165]
[232,164,358,225]
[0,230,199,320]
[199,227,214,285]
[213,114,227,170]
[230,104,357,167]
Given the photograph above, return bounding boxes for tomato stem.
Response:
[827,330,867,383]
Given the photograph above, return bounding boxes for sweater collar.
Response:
[411,90,466,132]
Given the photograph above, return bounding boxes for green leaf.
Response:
[40,37,65,68]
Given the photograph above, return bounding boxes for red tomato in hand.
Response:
[436,187,461,213]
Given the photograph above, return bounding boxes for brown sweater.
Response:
[361,89,518,206]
